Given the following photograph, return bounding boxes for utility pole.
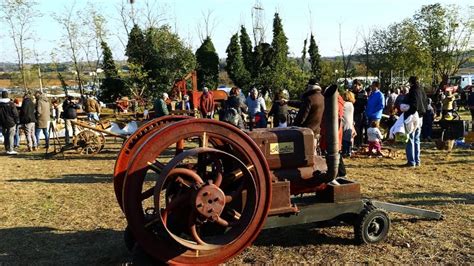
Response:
[130,0,135,24]
[252,0,265,45]
[38,67,43,92]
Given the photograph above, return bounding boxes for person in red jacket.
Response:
[199,87,215,119]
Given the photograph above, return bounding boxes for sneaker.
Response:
[401,163,415,167]
[6,150,18,155]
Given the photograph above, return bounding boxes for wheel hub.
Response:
[194,183,226,221]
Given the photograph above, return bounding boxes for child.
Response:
[277,113,287,128]
[367,120,383,156]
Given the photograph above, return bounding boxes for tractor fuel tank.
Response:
[246,127,315,170]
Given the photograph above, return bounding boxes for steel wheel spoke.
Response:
[215,216,229,227]
[225,182,245,203]
[161,193,190,225]
[200,132,208,148]
[169,168,204,185]
[189,212,207,246]
[141,186,155,200]
[147,160,164,173]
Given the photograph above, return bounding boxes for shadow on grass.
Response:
[7,174,112,184]
[393,192,473,205]
[0,152,118,161]
[255,222,355,247]
[0,227,129,264]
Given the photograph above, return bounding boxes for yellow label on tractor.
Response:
[269,142,294,155]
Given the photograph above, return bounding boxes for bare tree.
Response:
[338,23,359,82]
[197,9,217,42]
[359,28,373,81]
[141,0,168,29]
[1,0,41,90]
[54,2,86,96]
[115,0,134,49]
[80,4,108,91]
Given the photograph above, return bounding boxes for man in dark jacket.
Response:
[0,90,19,154]
[221,87,247,129]
[20,92,37,151]
[352,79,368,147]
[403,76,428,167]
[62,96,80,145]
[287,83,325,137]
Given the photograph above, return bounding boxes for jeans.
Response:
[24,122,36,149]
[35,126,49,147]
[353,112,368,147]
[406,127,421,166]
[64,118,77,144]
[87,112,100,122]
[342,140,352,156]
[2,126,16,152]
[14,124,20,147]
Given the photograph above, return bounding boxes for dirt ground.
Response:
[0,135,473,264]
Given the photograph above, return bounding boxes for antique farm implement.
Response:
[113,87,441,264]
[69,120,127,155]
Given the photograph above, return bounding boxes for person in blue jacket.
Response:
[365,81,385,126]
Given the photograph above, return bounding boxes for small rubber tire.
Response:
[354,206,390,244]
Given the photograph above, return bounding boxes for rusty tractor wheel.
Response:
[74,130,104,155]
[114,115,191,210]
[121,119,272,265]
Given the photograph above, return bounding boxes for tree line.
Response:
[1,1,472,102]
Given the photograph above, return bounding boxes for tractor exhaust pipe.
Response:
[324,84,340,182]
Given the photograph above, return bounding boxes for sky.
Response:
[0,0,472,64]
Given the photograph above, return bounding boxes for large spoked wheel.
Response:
[354,205,390,244]
[74,130,104,155]
[122,119,272,264]
[114,115,191,210]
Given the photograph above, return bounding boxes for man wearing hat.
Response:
[287,80,325,137]
[154,92,169,118]
[0,90,19,154]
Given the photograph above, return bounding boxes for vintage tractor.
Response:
[113,86,441,264]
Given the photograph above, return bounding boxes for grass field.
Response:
[0,128,473,264]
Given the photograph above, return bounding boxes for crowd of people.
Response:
[0,90,101,154]
[151,76,448,168]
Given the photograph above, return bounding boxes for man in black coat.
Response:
[62,96,80,145]
[19,92,37,151]
[0,90,19,154]
[403,76,428,167]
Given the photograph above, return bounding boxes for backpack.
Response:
[222,107,240,126]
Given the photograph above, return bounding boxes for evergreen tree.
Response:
[252,42,274,87]
[196,37,219,90]
[142,25,196,97]
[269,13,289,89]
[240,26,254,76]
[270,13,289,71]
[125,24,146,65]
[308,33,322,81]
[99,41,126,102]
[101,41,118,78]
[225,33,250,89]
[301,38,307,69]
